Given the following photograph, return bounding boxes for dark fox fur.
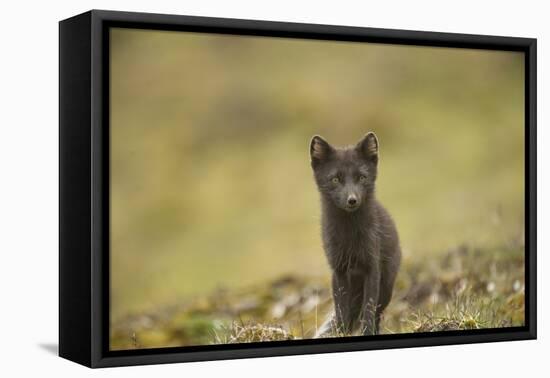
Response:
[310,132,401,336]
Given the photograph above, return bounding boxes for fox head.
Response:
[310,133,379,212]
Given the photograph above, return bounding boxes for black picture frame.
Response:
[59,9,537,368]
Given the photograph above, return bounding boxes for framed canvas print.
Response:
[59,10,537,368]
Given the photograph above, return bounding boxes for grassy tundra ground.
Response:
[111,242,524,349]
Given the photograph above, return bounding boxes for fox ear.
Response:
[356,132,379,163]
[310,135,333,167]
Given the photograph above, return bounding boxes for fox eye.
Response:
[359,175,367,183]
[331,177,340,184]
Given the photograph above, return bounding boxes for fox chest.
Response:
[322,225,379,272]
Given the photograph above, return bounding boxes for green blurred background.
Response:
[110,28,524,325]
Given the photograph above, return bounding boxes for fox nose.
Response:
[347,196,357,206]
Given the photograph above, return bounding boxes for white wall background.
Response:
[0,0,546,376]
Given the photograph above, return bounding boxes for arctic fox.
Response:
[310,132,401,336]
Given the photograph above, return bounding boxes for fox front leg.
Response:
[332,272,362,335]
[360,268,381,336]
